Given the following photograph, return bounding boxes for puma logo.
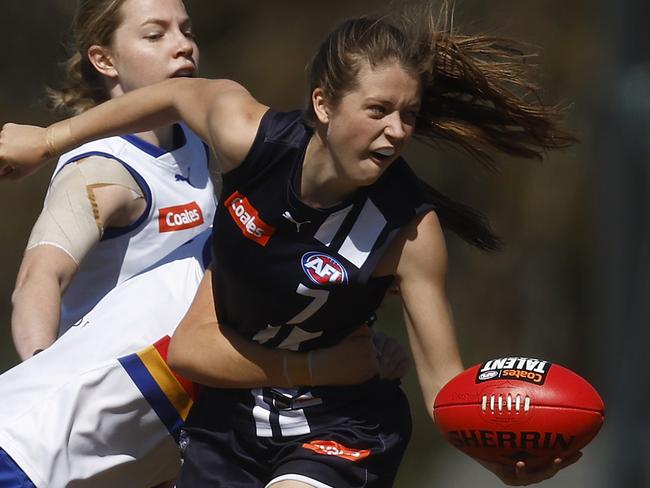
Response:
[282,211,311,232]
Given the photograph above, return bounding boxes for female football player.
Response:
[0,1,405,486]
[0,3,579,487]
[11,0,216,360]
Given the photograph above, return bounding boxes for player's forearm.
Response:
[401,301,464,419]
[168,320,383,388]
[168,320,310,388]
[47,78,238,157]
[11,247,77,361]
[11,279,61,360]
[0,78,242,180]
[46,78,186,157]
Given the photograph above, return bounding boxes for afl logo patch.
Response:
[301,252,348,285]
[478,370,499,381]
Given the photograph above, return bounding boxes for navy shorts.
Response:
[177,383,412,488]
[0,448,35,488]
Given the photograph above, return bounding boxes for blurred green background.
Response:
[1,1,648,487]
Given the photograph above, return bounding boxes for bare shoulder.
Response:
[201,80,269,172]
[375,210,447,280]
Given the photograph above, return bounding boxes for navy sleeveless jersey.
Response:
[211,110,429,351]
[186,110,429,448]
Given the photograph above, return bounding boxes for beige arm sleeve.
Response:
[26,157,144,265]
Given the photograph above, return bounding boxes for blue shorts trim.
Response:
[0,448,36,488]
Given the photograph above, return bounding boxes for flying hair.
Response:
[304,1,575,250]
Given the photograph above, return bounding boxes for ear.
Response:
[312,88,331,124]
[87,44,118,79]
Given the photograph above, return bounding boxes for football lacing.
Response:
[481,393,531,413]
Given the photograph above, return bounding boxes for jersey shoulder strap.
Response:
[223,110,307,188]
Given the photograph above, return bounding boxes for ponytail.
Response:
[418,179,502,251]
[417,33,575,169]
[46,0,125,115]
[46,51,109,115]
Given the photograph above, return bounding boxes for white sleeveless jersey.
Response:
[0,231,210,487]
[51,124,217,331]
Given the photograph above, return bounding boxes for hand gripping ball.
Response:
[433,357,605,469]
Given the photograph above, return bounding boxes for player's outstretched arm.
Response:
[167,268,383,388]
[0,78,267,180]
[11,157,145,359]
[393,210,579,485]
[390,210,465,416]
[12,245,77,360]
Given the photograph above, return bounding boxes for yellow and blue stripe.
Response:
[118,336,199,441]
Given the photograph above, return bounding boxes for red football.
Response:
[433,357,605,469]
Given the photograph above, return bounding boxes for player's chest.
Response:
[214,186,360,290]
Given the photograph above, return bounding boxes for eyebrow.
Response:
[366,97,420,110]
[139,17,192,28]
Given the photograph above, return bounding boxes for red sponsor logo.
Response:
[302,440,371,462]
[159,202,204,232]
[225,191,275,246]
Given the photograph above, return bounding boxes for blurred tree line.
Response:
[0,1,647,487]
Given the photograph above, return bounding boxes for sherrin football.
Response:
[433,357,605,469]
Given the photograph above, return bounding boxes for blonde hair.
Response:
[47,0,126,115]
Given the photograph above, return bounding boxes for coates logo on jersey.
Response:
[159,202,204,232]
[301,252,348,286]
[225,191,275,246]
[302,440,371,462]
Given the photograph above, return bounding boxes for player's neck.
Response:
[300,134,358,209]
[131,126,176,152]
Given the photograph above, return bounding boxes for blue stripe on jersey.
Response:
[118,353,184,441]
[121,123,186,157]
[101,159,152,240]
[0,448,36,488]
[122,134,167,158]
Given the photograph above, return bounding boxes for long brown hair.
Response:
[305,4,574,250]
[47,0,126,115]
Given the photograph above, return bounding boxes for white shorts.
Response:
[0,230,209,487]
